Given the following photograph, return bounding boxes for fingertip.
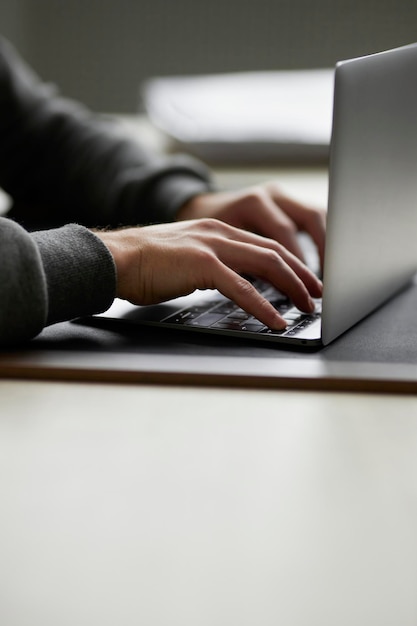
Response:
[270,312,287,330]
[312,278,323,298]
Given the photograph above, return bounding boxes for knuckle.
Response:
[265,181,283,195]
[257,296,277,317]
[196,218,233,240]
[234,275,256,298]
[263,247,285,266]
[305,207,326,227]
[240,186,269,210]
[194,246,218,267]
[198,217,223,231]
[281,219,297,235]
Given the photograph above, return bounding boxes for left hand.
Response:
[176,182,326,271]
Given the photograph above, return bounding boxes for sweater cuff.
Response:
[32,224,116,325]
[144,172,213,223]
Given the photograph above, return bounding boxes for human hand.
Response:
[176,182,327,270]
[96,219,322,330]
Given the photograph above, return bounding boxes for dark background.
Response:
[1,0,416,112]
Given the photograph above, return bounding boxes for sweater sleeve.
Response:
[0,37,214,345]
[0,37,213,231]
[0,217,116,346]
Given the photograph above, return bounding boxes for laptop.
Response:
[98,43,417,348]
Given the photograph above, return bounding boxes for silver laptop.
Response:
[99,43,417,347]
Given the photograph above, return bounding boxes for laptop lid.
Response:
[321,43,417,345]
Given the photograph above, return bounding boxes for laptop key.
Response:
[260,327,288,336]
[227,311,251,321]
[284,310,303,320]
[186,313,227,327]
[163,309,203,324]
[240,323,265,332]
[213,320,265,332]
[212,302,239,314]
[213,320,244,331]
[271,301,292,313]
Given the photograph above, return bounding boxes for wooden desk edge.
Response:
[0,351,416,394]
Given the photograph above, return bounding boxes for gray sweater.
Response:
[0,38,212,345]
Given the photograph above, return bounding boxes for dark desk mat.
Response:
[25,280,417,365]
[1,281,416,392]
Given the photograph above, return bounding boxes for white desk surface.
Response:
[2,119,417,624]
[1,379,417,626]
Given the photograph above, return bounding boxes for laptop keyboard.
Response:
[162,279,322,337]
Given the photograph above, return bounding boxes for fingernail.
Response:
[273,314,287,330]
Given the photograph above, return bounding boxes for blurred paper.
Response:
[142,69,334,163]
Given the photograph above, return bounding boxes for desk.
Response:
[1,119,417,625]
[1,380,417,625]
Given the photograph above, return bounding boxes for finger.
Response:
[207,221,322,299]
[209,263,287,330]
[266,183,327,268]
[255,209,307,263]
[269,242,323,299]
[231,190,308,263]
[216,240,318,313]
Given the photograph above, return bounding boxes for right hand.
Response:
[96,218,323,330]
[177,183,327,271]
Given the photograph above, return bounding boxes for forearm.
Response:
[0,37,213,230]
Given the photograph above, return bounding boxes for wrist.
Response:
[176,193,213,221]
[94,229,138,300]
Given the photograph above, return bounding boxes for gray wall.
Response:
[1,0,417,112]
